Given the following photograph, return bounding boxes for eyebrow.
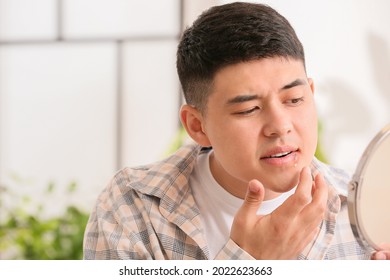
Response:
[280,78,307,91]
[226,94,260,105]
[226,78,307,106]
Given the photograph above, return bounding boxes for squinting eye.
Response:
[235,106,260,115]
[289,97,304,105]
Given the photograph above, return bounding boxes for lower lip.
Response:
[261,151,298,166]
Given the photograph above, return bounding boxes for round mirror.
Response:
[348,123,390,251]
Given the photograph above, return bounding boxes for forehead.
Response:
[210,58,306,96]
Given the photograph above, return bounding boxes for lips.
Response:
[261,146,298,159]
[266,151,293,158]
[259,146,299,166]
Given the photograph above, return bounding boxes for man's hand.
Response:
[371,244,390,260]
[230,167,328,259]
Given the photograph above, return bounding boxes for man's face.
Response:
[201,57,318,200]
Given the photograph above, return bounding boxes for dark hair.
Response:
[176,2,305,113]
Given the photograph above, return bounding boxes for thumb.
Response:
[231,179,265,242]
[240,179,265,216]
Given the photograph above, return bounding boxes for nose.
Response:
[262,104,293,138]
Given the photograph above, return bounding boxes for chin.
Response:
[266,174,299,193]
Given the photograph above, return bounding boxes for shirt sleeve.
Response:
[214,239,255,260]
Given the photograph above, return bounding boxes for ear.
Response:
[180,104,211,147]
[308,78,315,95]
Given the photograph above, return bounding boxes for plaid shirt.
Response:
[83,144,370,260]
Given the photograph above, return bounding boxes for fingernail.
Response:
[248,180,260,193]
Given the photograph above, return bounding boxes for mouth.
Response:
[260,147,299,166]
[262,151,294,159]
[261,146,298,159]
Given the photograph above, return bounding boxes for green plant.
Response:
[0,181,89,260]
[163,125,189,157]
[315,120,328,163]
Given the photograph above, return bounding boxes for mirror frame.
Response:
[348,123,390,250]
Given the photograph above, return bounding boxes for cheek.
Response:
[206,118,257,144]
[208,123,258,162]
[213,145,256,183]
[299,106,318,156]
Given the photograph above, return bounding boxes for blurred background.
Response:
[0,0,389,259]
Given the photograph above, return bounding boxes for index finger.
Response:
[275,166,313,219]
[299,172,328,224]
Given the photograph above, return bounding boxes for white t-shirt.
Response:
[190,149,296,259]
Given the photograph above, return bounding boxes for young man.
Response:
[83,2,389,260]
